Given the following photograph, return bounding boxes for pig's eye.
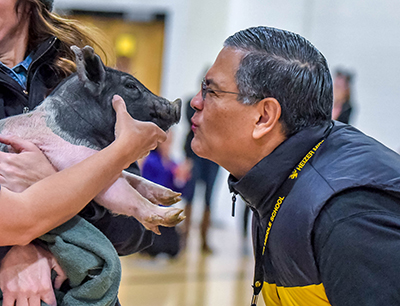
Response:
[125,82,137,90]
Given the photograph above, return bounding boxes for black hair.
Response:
[224,26,333,136]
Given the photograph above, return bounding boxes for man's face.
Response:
[190,47,260,173]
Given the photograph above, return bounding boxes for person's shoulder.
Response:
[320,187,400,222]
[314,187,400,246]
[314,187,400,305]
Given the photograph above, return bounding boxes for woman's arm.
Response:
[0,95,166,246]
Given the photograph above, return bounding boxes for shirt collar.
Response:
[228,122,332,215]
[0,53,33,72]
[0,53,33,88]
[18,53,33,71]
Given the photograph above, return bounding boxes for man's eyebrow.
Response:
[205,78,222,90]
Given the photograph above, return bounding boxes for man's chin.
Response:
[191,140,207,159]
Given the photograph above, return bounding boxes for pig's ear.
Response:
[71,45,106,96]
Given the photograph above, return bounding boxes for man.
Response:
[190,26,400,305]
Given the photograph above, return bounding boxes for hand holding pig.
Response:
[112,95,167,164]
[0,136,57,192]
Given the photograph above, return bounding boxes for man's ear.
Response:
[253,97,282,140]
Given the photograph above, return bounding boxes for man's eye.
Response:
[207,89,217,96]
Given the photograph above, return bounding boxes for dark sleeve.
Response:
[79,162,154,256]
[0,247,11,261]
[79,204,153,256]
[313,187,400,305]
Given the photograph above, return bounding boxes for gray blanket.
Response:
[0,216,121,306]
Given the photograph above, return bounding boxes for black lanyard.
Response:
[250,137,326,306]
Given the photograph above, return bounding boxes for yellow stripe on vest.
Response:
[262,282,331,306]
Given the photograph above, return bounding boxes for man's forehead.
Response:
[214,47,244,68]
[205,47,244,89]
[204,73,232,91]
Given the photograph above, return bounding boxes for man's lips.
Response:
[191,120,198,132]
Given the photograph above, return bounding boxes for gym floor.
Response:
[118,218,255,306]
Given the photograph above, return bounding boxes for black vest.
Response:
[266,123,400,287]
[230,122,400,304]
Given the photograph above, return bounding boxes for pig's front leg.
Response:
[94,176,185,235]
[122,171,182,206]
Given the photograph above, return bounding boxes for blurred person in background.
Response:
[190,25,400,305]
[332,68,355,124]
[0,0,155,305]
[140,131,191,258]
[182,98,220,254]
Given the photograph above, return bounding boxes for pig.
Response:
[0,46,184,235]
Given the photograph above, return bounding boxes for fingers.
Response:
[40,289,57,306]
[3,291,55,306]
[0,137,55,191]
[0,134,39,153]
[111,94,168,165]
[15,297,29,306]
[0,244,60,306]
[27,296,42,306]
[112,94,167,144]
[52,263,67,290]
[1,278,57,306]
[149,122,167,144]
[112,94,127,114]
[157,128,168,143]
[2,294,16,306]
[2,294,40,306]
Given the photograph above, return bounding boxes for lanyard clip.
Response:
[231,193,237,217]
[250,293,259,306]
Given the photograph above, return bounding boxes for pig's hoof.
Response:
[150,191,182,206]
[163,207,186,226]
[142,207,185,235]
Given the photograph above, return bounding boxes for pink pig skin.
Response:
[0,107,184,235]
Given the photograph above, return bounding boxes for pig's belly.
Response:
[2,115,98,171]
[39,135,98,171]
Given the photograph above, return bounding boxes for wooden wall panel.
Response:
[68,15,165,95]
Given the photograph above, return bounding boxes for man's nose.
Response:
[190,91,203,111]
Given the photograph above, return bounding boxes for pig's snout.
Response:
[151,98,182,131]
[172,98,182,123]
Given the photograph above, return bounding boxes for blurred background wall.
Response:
[55,0,400,153]
[55,0,400,223]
